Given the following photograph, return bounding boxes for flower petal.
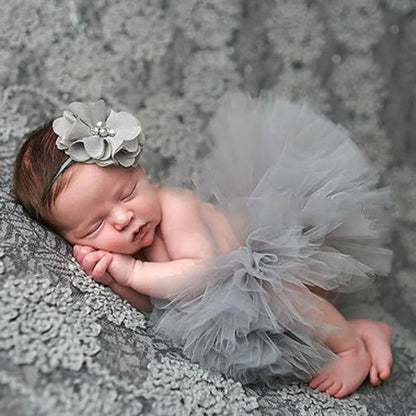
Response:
[109,134,124,155]
[53,112,75,139]
[68,141,91,162]
[107,111,141,142]
[66,118,92,142]
[83,136,106,159]
[123,138,139,152]
[96,158,113,167]
[101,141,112,160]
[67,102,94,127]
[90,100,108,125]
[115,151,135,167]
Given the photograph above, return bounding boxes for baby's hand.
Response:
[73,244,115,286]
[107,252,139,287]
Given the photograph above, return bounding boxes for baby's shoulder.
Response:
[158,187,202,234]
[158,187,201,213]
[157,187,215,257]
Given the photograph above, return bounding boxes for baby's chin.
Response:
[109,244,143,256]
[121,240,154,257]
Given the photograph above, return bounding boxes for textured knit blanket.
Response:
[0,1,415,415]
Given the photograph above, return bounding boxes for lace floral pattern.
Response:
[1,1,416,415]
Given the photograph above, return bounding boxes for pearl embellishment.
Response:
[91,120,116,137]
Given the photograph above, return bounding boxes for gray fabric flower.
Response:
[52,100,145,167]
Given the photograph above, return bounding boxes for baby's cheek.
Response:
[93,234,112,252]
[97,229,129,254]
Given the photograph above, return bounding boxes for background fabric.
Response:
[0,1,415,414]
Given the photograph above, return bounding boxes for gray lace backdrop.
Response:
[0,1,415,415]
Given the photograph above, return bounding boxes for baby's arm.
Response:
[109,253,207,299]
[74,245,206,300]
[110,280,153,312]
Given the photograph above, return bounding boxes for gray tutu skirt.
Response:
[149,93,393,384]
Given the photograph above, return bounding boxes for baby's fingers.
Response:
[73,244,95,264]
[80,250,111,276]
[91,253,114,285]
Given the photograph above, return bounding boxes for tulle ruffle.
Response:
[149,93,393,384]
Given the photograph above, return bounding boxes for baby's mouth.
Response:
[132,222,150,242]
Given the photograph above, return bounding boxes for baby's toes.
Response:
[379,322,392,339]
[383,349,393,374]
[378,362,391,381]
[317,379,334,392]
[309,374,325,389]
[372,354,392,383]
[326,381,342,397]
[335,382,355,398]
[369,365,380,386]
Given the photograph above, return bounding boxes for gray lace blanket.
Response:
[1,1,415,415]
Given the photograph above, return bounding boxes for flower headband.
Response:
[36,99,145,219]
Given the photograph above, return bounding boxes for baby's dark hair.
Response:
[12,121,73,225]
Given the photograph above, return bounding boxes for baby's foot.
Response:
[309,338,371,398]
[349,319,393,386]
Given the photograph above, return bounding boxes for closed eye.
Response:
[121,185,136,202]
[84,220,104,238]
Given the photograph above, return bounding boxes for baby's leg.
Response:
[270,282,371,397]
[306,296,371,398]
[349,319,393,386]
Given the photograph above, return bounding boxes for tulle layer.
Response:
[149,93,393,384]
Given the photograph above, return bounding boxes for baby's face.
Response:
[50,163,162,255]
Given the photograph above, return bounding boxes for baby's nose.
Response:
[111,207,133,231]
